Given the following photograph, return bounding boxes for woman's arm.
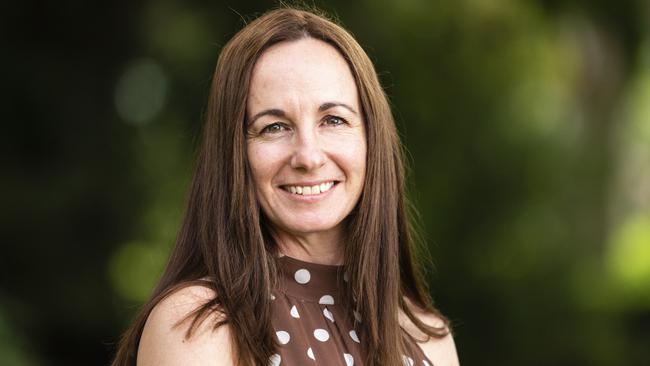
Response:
[411,310,460,366]
[137,285,235,366]
[400,298,460,366]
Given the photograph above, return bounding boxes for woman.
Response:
[112,6,459,366]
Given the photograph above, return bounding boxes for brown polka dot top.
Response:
[270,254,434,366]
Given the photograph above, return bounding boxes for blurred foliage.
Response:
[0,304,39,366]
[608,213,650,304]
[2,0,649,365]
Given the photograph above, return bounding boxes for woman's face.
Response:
[246,38,367,238]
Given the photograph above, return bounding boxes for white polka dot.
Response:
[323,308,335,322]
[307,347,315,360]
[270,294,276,300]
[314,328,330,342]
[319,295,335,304]
[353,310,362,322]
[294,269,311,284]
[269,353,281,366]
[349,330,360,343]
[290,305,300,318]
[423,360,431,366]
[344,353,354,366]
[276,330,290,345]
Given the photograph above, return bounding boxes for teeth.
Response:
[284,181,335,196]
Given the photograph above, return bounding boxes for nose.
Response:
[290,129,326,171]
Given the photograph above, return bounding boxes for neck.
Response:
[271,226,345,265]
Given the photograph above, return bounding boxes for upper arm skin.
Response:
[400,299,460,366]
[137,285,235,366]
[414,311,460,366]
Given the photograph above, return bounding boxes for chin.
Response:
[281,216,343,235]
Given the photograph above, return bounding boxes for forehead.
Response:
[248,38,359,108]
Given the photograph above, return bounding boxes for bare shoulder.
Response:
[137,284,235,366]
[400,297,460,366]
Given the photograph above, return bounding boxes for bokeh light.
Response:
[108,240,167,303]
[114,58,168,125]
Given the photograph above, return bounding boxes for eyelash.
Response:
[324,115,346,126]
[259,115,348,134]
[260,123,287,134]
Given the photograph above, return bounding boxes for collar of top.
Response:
[276,254,347,304]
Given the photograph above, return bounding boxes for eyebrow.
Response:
[247,108,286,126]
[247,102,358,126]
[319,102,358,115]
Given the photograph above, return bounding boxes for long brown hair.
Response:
[111,6,448,366]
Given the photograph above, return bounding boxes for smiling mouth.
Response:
[280,181,339,196]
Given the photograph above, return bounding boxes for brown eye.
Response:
[324,115,346,126]
[261,123,286,134]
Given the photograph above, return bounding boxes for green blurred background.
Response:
[2,0,650,365]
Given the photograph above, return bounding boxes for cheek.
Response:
[337,136,367,178]
[247,144,267,185]
[330,135,367,183]
[247,142,285,186]
[356,139,368,172]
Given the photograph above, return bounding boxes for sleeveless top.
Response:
[270,254,434,366]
